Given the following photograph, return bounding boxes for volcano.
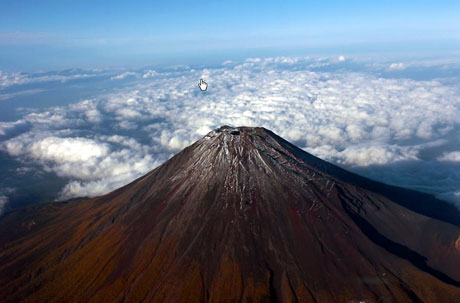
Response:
[1,126,460,303]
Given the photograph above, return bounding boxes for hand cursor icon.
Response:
[198,79,208,91]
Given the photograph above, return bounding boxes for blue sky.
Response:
[1,1,460,214]
[1,0,459,71]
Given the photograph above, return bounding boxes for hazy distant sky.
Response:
[1,0,460,70]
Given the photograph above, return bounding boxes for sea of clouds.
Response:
[1,56,460,213]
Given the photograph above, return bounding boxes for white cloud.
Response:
[58,151,160,199]
[110,72,137,80]
[23,110,67,125]
[388,63,406,71]
[438,151,460,162]
[28,137,109,163]
[339,145,419,166]
[0,71,28,88]
[0,70,100,88]
[160,129,192,150]
[1,132,163,199]
[0,120,26,136]
[306,144,419,167]
[0,89,46,101]
[4,139,26,156]
[85,109,102,123]
[2,56,460,204]
[115,108,143,119]
[338,55,346,62]
[142,70,157,78]
[245,57,261,63]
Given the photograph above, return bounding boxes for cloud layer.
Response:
[1,56,460,207]
[0,70,102,89]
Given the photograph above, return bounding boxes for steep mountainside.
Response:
[1,126,460,303]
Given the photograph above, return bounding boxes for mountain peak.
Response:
[197,125,307,169]
[171,125,328,209]
[1,127,460,303]
[203,125,268,144]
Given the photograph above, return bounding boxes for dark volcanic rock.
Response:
[1,126,460,303]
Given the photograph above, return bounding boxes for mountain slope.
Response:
[1,126,460,303]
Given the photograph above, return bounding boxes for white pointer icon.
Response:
[198,79,208,91]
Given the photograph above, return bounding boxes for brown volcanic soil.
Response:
[1,126,460,303]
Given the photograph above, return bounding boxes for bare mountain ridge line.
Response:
[0,125,460,303]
